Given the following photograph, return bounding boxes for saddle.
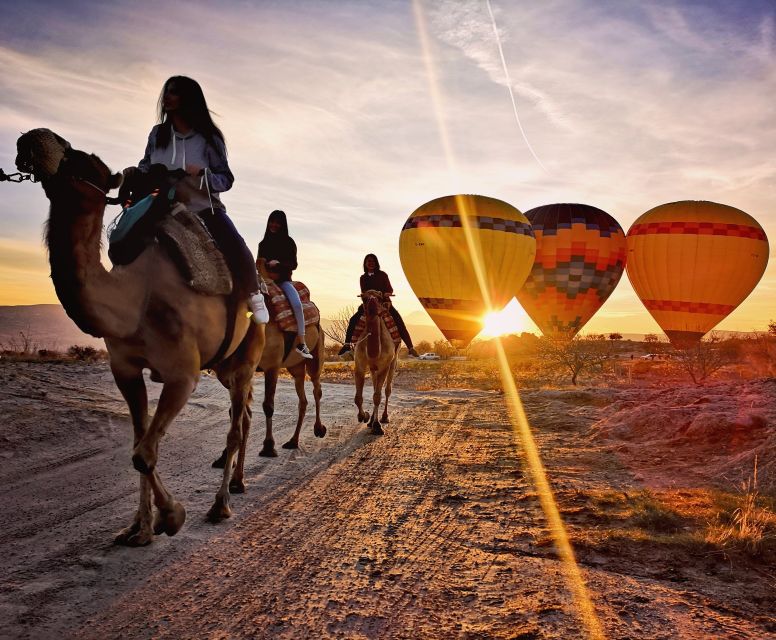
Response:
[264,281,320,332]
[352,307,401,345]
[107,169,232,296]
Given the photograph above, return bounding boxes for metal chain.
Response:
[0,168,38,183]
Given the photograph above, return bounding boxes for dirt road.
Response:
[0,361,773,639]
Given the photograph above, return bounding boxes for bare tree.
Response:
[768,320,776,337]
[608,332,623,341]
[323,305,356,345]
[537,334,610,385]
[672,332,734,385]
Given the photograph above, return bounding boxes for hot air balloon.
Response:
[516,203,627,338]
[399,194,536,347]
[626,200,769,346]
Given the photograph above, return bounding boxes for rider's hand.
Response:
[268,260,280,268]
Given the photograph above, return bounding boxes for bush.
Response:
[67,345,99,361]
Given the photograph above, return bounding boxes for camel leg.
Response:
[354,365,368,423]
[307,350,326,438]
[283,364,307,449]
[111,369,154,546]
[131,377,195,536]
[259,368,279,457]
[369,367,388,436]
[231,389,252,494]
[132,377,197,473]
[208,380,250,522]
[381,354,397,424]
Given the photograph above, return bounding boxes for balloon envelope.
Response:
[516,203,627,338]
[626,200,769,345]
[399,194,536,347]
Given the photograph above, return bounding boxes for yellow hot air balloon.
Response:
[399,194,536,347]
[516,203,627,338]
[626,200,769,345]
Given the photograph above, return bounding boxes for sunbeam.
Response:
[412,1,604,636]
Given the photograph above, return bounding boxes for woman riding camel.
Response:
[257,210,313,359]
[339,254,418,358]
[134,75,268,325]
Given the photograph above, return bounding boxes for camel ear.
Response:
[108,172,123,191]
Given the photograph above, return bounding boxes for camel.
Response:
[15,128,265,546]
[213,262,326,467]
[353,290,400,435]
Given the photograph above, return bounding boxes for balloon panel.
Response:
[400,194,536,346]
[517,204,627,338]
[626,200,769,345]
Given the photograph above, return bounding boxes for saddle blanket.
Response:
[352,308,401,345]
[265,281,320,333]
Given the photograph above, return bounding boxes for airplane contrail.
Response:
[485,0,549,174]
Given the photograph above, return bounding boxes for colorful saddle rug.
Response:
[265,281,320,333]
[352,307,401,345]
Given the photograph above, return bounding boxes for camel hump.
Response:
[264,281,320,331]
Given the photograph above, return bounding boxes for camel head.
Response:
[16,128,122,196]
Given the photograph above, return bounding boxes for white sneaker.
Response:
[248,293,269,324]
[296,343,314,359]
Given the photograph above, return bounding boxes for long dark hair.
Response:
[363,253,381,272]
[262,209,290,241]
[155,76,225,151]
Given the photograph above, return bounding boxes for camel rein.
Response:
[1,168,123,205]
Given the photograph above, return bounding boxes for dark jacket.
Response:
[258,211,297,283]
[360,270,393,294]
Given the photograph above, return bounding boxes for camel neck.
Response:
[47,184,145,338]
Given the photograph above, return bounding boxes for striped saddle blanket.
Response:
[352,307,401,345]
[265,281,320,333]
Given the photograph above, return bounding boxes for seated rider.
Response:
[257,210,313,359]
[132,75,268,325]
[338,254,419,357]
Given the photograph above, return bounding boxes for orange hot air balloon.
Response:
[516,203,627,338]
[399,194,536,347]
[626,200,769,346]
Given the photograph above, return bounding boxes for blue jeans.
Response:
[280,280,306,337]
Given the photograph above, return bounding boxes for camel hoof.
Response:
[282,440,299,450]
[212,448,228,469]
[359,412,370,424]
[131,452,153,475]
[259,439,278,457]
[314,424,327,438]
[114,521,144,546]
[154,501,186,537]
[207,496,232,522]
[381,415,389,424]
[229,478,246,494]
[371,422,384,436]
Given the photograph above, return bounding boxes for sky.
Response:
[0,0,774,339]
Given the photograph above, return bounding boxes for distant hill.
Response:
[0,305,105,352]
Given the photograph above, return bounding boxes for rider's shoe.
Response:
[338,343,353,357]
[408,347,419,358]
[248,293,269,324]
[296,343,314,359]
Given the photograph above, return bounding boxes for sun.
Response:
[479,298,537,338]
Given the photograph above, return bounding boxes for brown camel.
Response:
[213,264,326,466]
[16,129,265,546]
[354,290,400,435]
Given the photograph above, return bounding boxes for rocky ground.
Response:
[0,360,773,639]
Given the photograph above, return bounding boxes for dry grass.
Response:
[705,459,776,557]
